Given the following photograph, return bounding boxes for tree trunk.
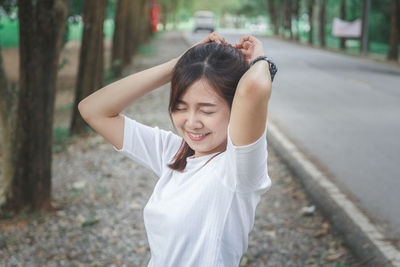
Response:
[141,0,152,43]
[160,1,168,30]
[129,0,143,60]
[319,0,326,47]
[129,0,151,64]
[340,0,347,50]
[308,0,314,44]
[0,40,14,131]
[293,0,300,41]
[285,0,293,39]
[122,0,135,67]
[387,0,399,60]
[268,0,279,35]
[70,0,106,135]
[0,0,69,213]
[0,41,18,211]
[360,0,366,52]
[111,0,129,77]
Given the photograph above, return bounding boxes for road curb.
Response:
[267,121,400,267]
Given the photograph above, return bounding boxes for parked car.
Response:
[194,11,215,32]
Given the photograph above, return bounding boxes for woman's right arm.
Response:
[78,57,179,150]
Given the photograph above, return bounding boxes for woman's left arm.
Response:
[230,35,272,146]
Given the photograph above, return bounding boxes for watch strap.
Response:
[249,55,277,82]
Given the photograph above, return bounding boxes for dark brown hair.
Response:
[168,42,248,171]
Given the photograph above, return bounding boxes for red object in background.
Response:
[150,1,160,32]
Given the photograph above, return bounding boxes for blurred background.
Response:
[0,0,399,266]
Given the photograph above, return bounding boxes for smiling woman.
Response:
[78,31,275,267]
[168,42,248,169]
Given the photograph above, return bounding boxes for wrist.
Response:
[249,56,277,82]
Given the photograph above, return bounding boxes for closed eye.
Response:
[201,110,215,115]
[174,104,187,111]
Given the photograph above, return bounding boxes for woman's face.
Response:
[171,78,231,158]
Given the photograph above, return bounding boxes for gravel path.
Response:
[0,31,358,266]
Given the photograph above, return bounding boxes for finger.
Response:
[241,35,257,43]
[238,35,251,44]
[235,42,244,49]
[242,40,253,49]
[213,33,227,44]
[211,37,221,44]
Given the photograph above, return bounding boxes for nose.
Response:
[185,111,203,130]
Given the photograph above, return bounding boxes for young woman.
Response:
[78,32,277,267]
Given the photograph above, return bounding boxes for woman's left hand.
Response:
[234,35,265,65]
[194,31,231,46]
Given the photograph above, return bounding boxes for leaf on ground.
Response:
[325,253,342,261]
[82,219,99,228]
[135,246,148,253]
[313,227,328,238]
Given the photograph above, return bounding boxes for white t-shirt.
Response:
[114,114,271,267]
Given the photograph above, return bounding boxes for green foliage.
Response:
[106,0,117,19]
[0,234,7,249]
[69,188,80,199]
[81,212,99,229]
[0,211,12,220]
[189,0,242,16]
[95,185,108,197]
[137,44,157,56]
[68,0,83,17]
[53,126,76,153]
[233,0,267,17]
[56,103,73,113]
[0,15,18,47]
[330,261,352,267]
[369,0,392,43]
[66,19,114,42]
[0,0,16,14]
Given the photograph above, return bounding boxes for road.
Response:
[185,30,400,241]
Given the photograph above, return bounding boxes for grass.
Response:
[295,29,400,60]
[137,43,157,56]
[55,102,73,113]
[67,18,114,41]
[0,18,115,47]
[53,126,76,153]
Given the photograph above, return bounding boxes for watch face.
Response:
[269,62,277,81]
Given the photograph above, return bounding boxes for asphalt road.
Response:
[185,30,400,240]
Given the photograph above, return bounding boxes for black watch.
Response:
[249,56,278,82]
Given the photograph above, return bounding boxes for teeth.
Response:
[190,133,207,138]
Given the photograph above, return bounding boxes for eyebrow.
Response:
[177,100,217,107]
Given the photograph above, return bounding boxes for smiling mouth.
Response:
[186,131,211,141]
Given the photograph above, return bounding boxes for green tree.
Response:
[308,0,314,44]
[267,0,279,35]
[340,0,346,50]
[387,0,399,60]
[319,0,326,47]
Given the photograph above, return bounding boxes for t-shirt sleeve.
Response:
[112,114,181,177]
[224,125,272,194]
